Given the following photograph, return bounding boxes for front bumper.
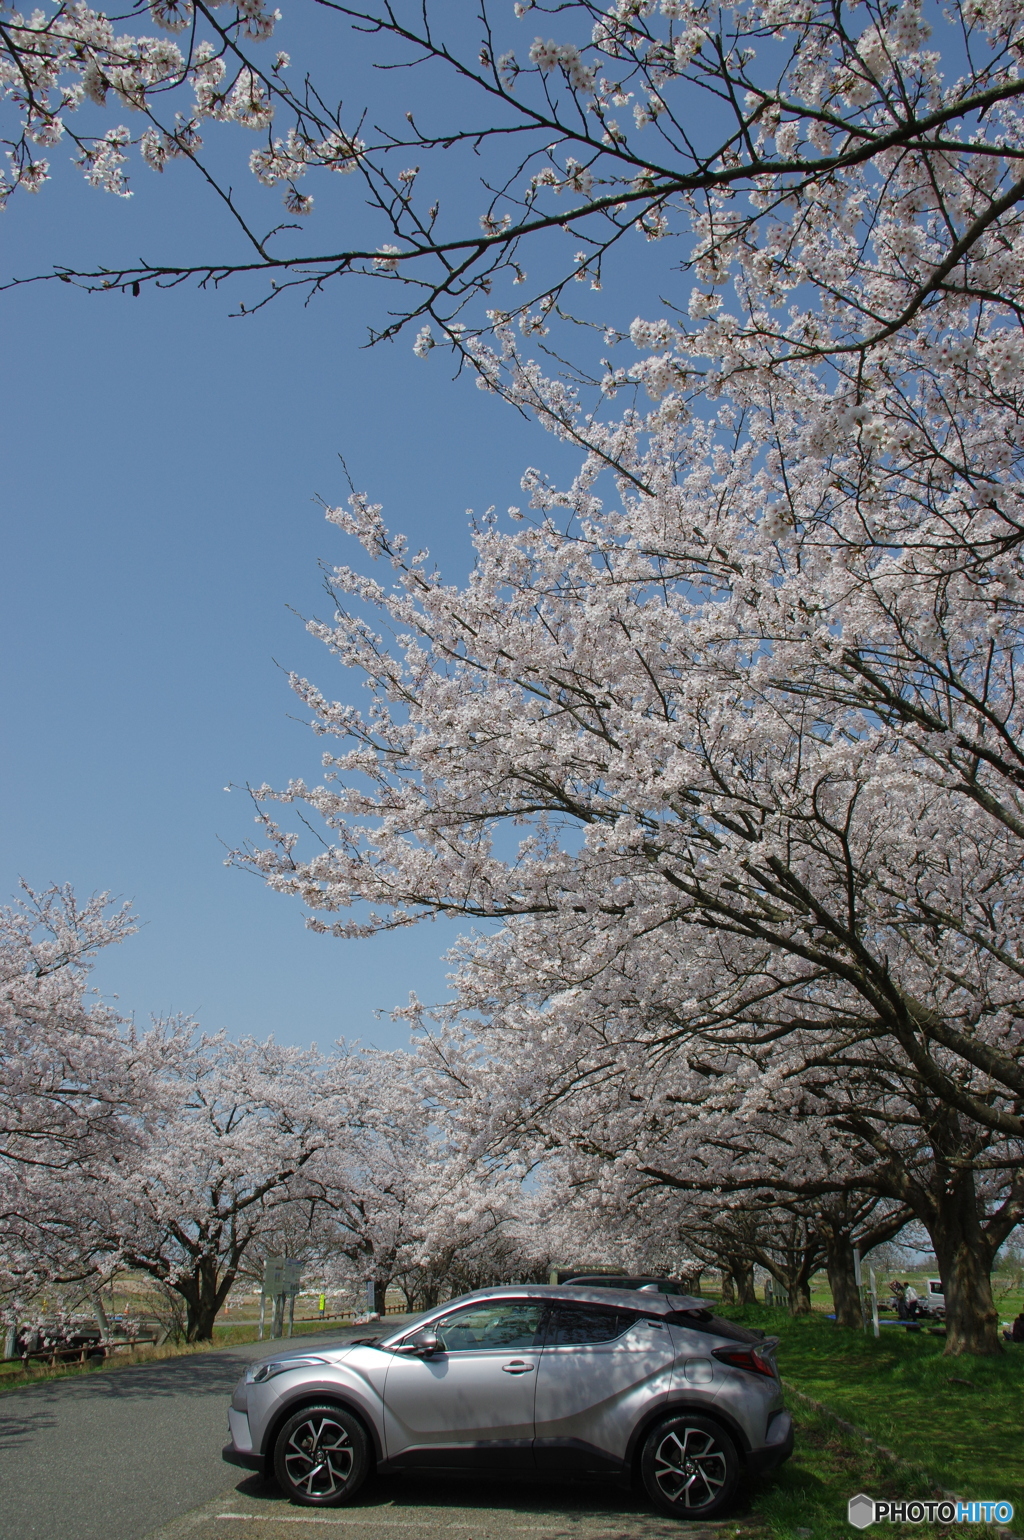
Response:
[222,1439,263,1472]
[746,1410,794,1475]
[223,1406,262,1472]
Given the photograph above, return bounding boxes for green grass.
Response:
[719,1303,1023,1511]
[735,1404,985,1540]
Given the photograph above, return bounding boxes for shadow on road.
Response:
[0,1325,369,1424]
[229,1468,688,1522]
[0,1405,55,1446]
[211,1459,765,1538]
[0,1353,242,1416]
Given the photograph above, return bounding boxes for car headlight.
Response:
[245,1355,329,1384]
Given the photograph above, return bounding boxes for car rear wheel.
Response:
[273,1403,370,1507]
[640,1413,739,1519]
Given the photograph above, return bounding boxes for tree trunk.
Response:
[719,1271,735,1305]
[787,1280,812,1315]
[180,1257,235,1342]
[928,1174,1001,1356]
[91,1292,110,1337]
[185,1295,221,1342]
[824,1234,863,1329]
[725,1256,756,1304]
[369,1278,388,1315]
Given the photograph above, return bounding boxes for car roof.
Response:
[436,1283,708,1315]
[565,1275,681,1288]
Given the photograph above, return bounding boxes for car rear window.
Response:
[546,1304,637,1345]
[665,1310,766,1343]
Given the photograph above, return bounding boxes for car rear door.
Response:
[381,1299,546,1472]
[533,1302,677,1473]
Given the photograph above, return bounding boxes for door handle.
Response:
[501,1360,535,1373]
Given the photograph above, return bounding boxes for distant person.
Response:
[1003,1312,1024,1343]
[903,1282,920,1320]
[889,1281,909,1320]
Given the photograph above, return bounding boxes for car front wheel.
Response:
[640,1413,739,1519]
[273,1403,370,1507]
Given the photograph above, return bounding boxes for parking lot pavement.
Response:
[0,1325,388,1540]
[143,1471,732,1540]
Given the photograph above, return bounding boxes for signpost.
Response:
[869,1267,880,1339]
[259,1256,303,1339]
[853,1247,868,1331]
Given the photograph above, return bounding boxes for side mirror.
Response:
[396,1328,442,1357]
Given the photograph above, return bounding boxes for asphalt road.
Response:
[0,1326,373,1540]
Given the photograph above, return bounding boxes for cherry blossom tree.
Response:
[0,884,141,1318]
[417,1006,923,1323]
[235,361,1024,1349]
[0,883,579,1334]
[303,1047,552,1311]
[417,888,1021,1348]
[0,883,137,1166]
[1,0,1020,387]
[405,1167,556,1302]
[305,1048,440,1313]
[84,1024,332,1340]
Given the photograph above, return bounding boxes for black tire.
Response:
[640,1413,739,1519]
[273,1403,370,1507]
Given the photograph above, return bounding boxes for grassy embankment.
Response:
[721,1303,1023,1540]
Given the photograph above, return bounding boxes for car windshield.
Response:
[379,1301,545,1353]
[433,1302,544,1352]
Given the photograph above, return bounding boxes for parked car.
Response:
[222,1283,793,1520]
[561,1274,691,1296]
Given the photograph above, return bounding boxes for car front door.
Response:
[381,1299,546,1471]
[534,1302,678,1473]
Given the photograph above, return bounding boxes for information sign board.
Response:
[262,1255,302,1298]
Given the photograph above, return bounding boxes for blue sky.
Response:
[0,3,676,1050]
[0,134,573,1051]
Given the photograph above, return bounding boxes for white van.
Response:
[922,1279,945,1316]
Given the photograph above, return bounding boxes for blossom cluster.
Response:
[0,0,281,205]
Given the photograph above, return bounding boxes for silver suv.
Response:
[223,1284,793,1520]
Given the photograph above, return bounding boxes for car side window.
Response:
[547,1305,636,1345]
[431,1302,545,1352]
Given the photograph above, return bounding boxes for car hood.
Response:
[247,1342,368,1375]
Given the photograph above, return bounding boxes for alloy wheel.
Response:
[651,1423,729,1511]
[282,1413,354,1499]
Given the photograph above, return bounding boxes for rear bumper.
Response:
[222,1440,263,1472]
[746,1410,794,1475]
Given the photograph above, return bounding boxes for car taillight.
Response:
[711,1346,776,1378]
